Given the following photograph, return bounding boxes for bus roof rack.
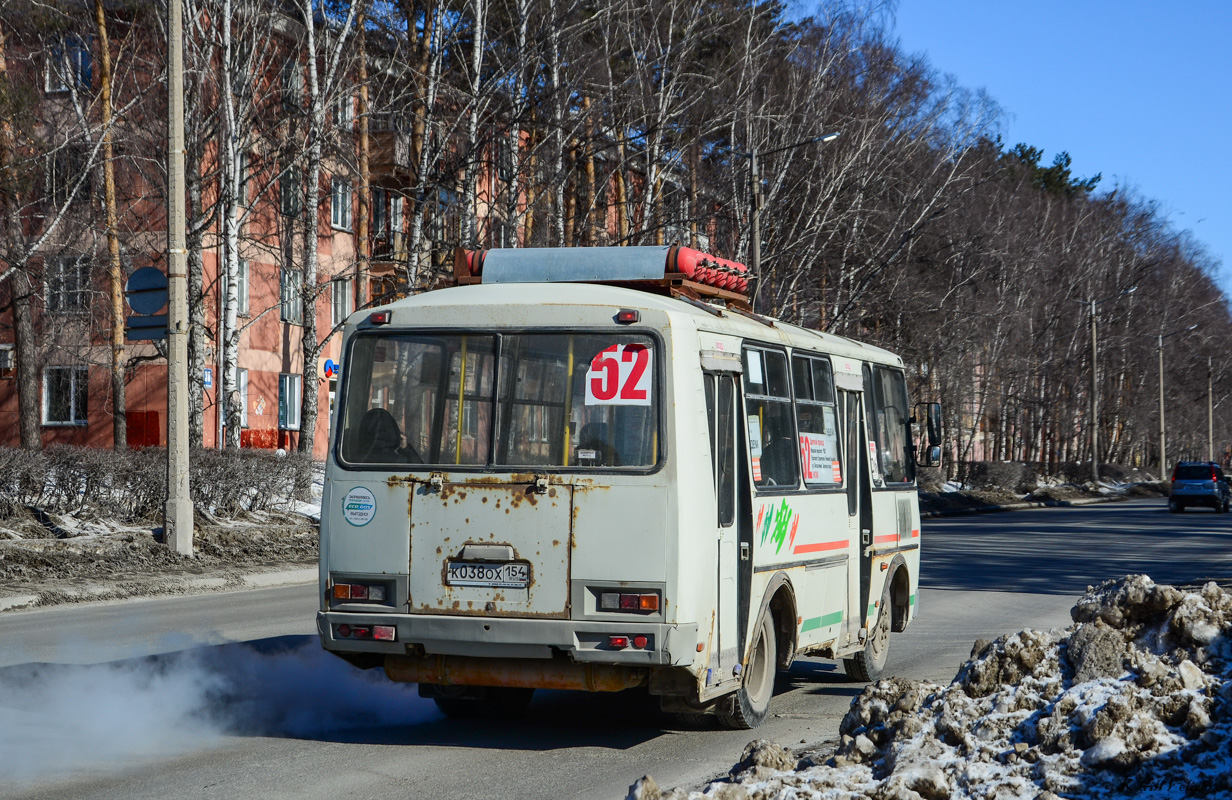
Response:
[452,246,751,309]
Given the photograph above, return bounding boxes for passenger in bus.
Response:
[351,407,424,464]
[760,432,798,486]
[577,422,621,466]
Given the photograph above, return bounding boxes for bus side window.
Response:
[872,367,913,484]
[744,348,799,489]
[704,373,736,526]
[793,355,841,488]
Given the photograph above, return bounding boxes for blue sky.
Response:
[889,1,1232,290]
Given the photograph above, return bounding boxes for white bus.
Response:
[317,246,941,728]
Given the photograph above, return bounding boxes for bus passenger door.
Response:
[705,372,742,686]
[840,389,872,646]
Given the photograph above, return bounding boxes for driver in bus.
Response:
[351,407,423,464]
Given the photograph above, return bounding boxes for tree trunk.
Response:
[94,0,126,448]
[356,0,370,307]
[0,24,39,449]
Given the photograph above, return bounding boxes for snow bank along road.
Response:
[1,498,1227,800]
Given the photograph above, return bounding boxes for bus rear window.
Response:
[338,332,659,470]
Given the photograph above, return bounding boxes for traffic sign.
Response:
[126,314,168,341]
[126,267,169,315]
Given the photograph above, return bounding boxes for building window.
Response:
[220,259,249,316]
[46,145,89,207]
[46,257,90,312]
[45,36,92,94]
[391,194,403,234]
[280,166,300,217]
[333,92,353,128]
[280,265,303,324]
[331,178,352,230]
[237,259,249,316]
[237,150,250,206]
[281,59,302,109]
[44,366,88,425]
[332,277,352,328]
[372,187,388,238]
[279,373,302,430]
[238,368,249,428]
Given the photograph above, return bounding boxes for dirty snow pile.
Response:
[633,575,1232,800]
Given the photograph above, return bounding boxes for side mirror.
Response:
[914,402,943,468]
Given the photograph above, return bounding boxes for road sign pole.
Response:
[165,0,193,555]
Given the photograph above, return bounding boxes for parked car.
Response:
[1169,461,1232,513]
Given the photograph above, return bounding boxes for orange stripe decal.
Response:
[911,529,920,538]
[793,540,848,554]
[873,534,898,544]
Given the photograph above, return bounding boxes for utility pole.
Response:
[166,0,193,555]
[1158,333,1165,480]
[1077,286,1137,485]
[1209,356,1215,462]
[1090,299,1099,484]
[1155,324,1198,479]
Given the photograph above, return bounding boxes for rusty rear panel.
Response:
[408,477,573,618]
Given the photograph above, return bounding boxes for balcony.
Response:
[370,130,411,175]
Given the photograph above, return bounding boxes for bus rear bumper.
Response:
[317,610,697,668]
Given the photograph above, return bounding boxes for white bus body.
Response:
[317,247,934,727]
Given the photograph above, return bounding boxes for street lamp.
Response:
[1076,286,1138,484]
[736,132,841,310]
[1157,324,1200,477]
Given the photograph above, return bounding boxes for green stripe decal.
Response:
[801,611,843,632]
[867,604,877,620]
[910,594,916,606]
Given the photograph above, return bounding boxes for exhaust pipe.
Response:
[385,654,647,692]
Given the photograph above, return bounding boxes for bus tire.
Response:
[717,614,776,730]
[844,581,892,682]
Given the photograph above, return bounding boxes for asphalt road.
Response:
[1,497,1224,800]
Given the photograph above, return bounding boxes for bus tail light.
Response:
[633,635,649,649]
[373,626,396,641]
[609,636,629,649]
[599,591,661,613]
[332,582,388,603]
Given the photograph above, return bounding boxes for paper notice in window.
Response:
[799,432,840,485]
[747,416,763,457]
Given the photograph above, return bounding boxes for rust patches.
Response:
[482,496,489,503]
[547,487,557,498]
[436,546,442,554]
[552,540,560,547]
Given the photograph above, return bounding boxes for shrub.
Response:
[0,446,315,523]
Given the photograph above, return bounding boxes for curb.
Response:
[0,566,318,614]
[921,493,1133,519]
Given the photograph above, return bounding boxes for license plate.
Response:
[446,561,530,588]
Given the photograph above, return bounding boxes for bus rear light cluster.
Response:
[599,592,660,612]
[607,634,652,650]
[336,624,396,641]
[333,582,387,602]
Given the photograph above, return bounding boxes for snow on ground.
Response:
[632,575,1232,800]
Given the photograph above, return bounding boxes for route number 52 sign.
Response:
[585,344,653,406]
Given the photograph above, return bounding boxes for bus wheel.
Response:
[844,582,892,682]
[717,614,776,730]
